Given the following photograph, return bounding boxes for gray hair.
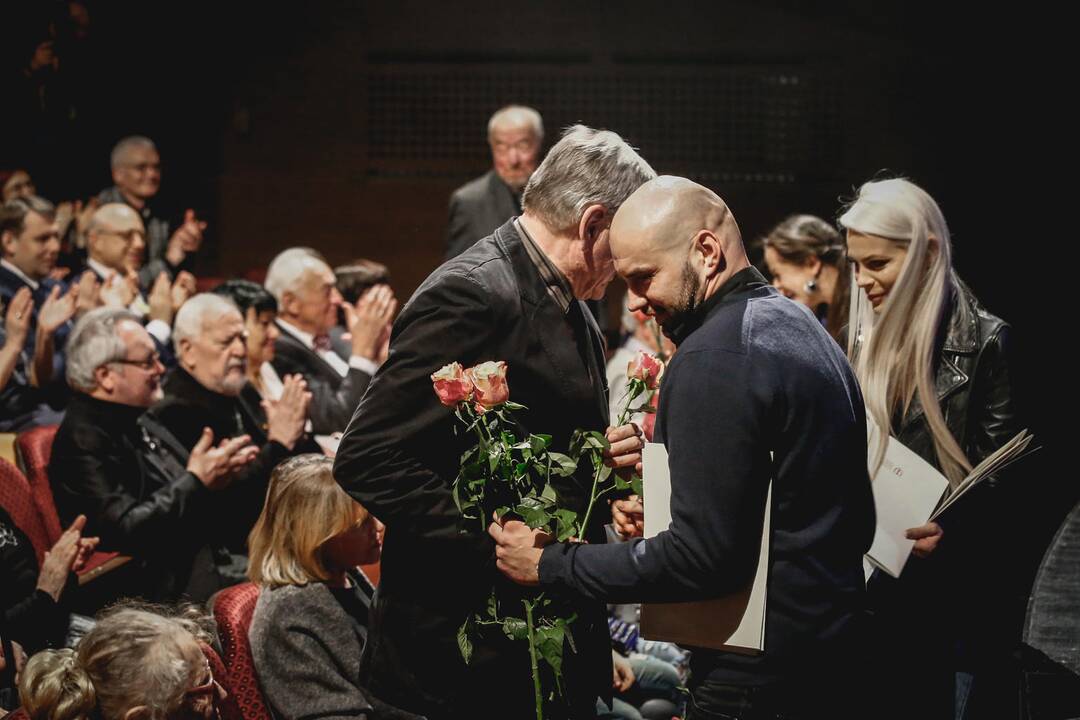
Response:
[521,125,656,233]
[264,247,331,302]
[65,308,141,392]
[173,293,241,351]
[110,136,157,170]
[487,105,544,140]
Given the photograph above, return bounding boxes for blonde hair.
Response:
[248,454,367,587]
[19,604,213,720]
[839,177,972,487]
[19,649,95,720]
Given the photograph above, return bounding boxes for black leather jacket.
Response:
[894,275,1018,481]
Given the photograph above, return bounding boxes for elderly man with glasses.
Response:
[49,307,259,602]
[97,135,207,288]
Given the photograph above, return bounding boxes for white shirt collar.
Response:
[86,257,118,280]
[276,318,317,350]
[0,259,40,291]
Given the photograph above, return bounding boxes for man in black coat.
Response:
[147,293,313,542]
[49,308,258,602]
[264,249,396,435]
[334,125,656,720]
[491,177,876,719]
[444,105,543,261]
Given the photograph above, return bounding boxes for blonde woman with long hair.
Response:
[840,177,1018,719]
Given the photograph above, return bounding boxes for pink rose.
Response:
[627,351,664,390]
[467,360,510,411]
[431,362,474,407]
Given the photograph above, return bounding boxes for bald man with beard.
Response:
[491,177,876,719]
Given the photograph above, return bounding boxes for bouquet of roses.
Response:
[430,351,664,719]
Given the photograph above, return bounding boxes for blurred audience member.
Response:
[211,279,285,400]
[1,170,35,202]
[49,308,258,602]
[332,258,391,359]
[445,105,544,260]
[84,203,194,360]
[0,197,82,430]
[264,250,396,434]
[761,214,850,343]
[97,136,207,288]
[18,604,226,720]
[1,508,97,654]
[149,294,312,534]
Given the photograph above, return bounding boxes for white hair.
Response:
[65,308,141,392]
[110,136,157,170]
[173,293,241,351]
[487,105,544,140]
[840,177,970,487]
[264,248,331,302]
[521,125,656,233]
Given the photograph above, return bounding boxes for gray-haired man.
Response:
[335,125,655,719]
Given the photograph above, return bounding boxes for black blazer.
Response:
[147,368,302,546]
[444,170,519,261]
[334,220,610,719]
[270,327,371,435]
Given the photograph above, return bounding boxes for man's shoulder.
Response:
[414,233,518,307]
[450,170,499,204]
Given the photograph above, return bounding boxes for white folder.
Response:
[639,442,770,653]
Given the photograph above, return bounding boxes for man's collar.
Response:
[0,259,40,291]
[276,318,317,350]
[514,218,574,314]
[664,266,769,345]
[86,257,118,280]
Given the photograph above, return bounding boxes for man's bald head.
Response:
[609,176,749,336]
[87,203,141,235]
[611,176,743,261]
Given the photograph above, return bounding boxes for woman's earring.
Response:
[803,279,818,293]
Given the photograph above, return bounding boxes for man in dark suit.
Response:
[49,308,258,602]
[333,125,656,720]
[0,195,80,430]
[264,249,396,434]
[444,105,543,261]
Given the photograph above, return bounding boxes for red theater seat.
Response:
[213,583,272,720]
[14,425,129,582]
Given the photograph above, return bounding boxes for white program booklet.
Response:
[864,424,950,578]
[639,442,770,653]
[864,422,1036,579]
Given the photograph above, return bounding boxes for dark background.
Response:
[3,0,1068,630]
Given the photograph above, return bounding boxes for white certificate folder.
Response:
[639,442,770,653]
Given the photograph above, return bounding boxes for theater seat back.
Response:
[14,424,62,543]
[213,583,272,720]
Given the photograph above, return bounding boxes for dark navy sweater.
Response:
[539,267,875,687]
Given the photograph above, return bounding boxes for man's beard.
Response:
[658,259,702,338]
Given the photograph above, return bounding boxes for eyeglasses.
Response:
[101,228,146,243]
[124,162,161,174]
[110,352,161,371]
[184,659,216,697]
